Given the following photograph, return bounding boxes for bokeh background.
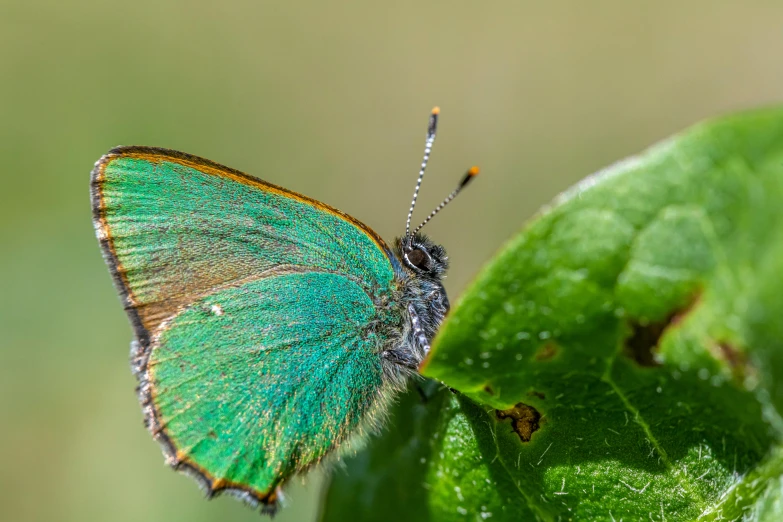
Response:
[2,2,783,521]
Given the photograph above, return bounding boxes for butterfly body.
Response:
[91,146,450,512]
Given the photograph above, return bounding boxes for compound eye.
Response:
[406,247,433,271]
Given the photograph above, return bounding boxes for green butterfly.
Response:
[91,108,477,514]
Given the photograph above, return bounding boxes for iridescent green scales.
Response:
[151,272,386,494]
[96,151,397,331]
[91,147,408,508]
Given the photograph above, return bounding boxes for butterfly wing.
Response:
[145,269,391,506]
[91,146,399,342]
[91,147,403,507]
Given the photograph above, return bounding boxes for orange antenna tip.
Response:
[431,106,441,115]
[458,166,479,189]
[412,163,480,236]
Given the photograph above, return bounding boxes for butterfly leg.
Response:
[407,303,431,360]
[381,348,419,370]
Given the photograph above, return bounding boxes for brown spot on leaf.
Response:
[535,343,558,361]
[713,340,755,382]
[483,384,495,396]
[496,402,541,442]
[624,292,702,367]
[717,341,744,369]
[528,390,546,400]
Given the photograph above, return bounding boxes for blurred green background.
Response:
[2,2,782,521]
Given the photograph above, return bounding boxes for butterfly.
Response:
[90,107,478,514]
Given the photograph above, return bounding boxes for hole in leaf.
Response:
[495,402,541,442]
[624,321,666,367]
[623,292,701,367]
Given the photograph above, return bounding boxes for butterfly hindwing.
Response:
[145,269,390,504]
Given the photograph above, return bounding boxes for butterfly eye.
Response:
[406,248,433,271]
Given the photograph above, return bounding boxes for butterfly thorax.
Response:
[378,233,449,381]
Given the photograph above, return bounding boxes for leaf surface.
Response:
[324,108,783,521]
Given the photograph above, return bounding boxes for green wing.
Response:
[91,146,398,342]
[144,270,392,506]
[91,147,403,508]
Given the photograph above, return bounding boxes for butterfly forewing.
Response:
[92,147,396,336]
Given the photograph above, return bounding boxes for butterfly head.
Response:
[399,231,450,316]
[401,232,448,278]
[397,107,478,320]
[392,233,450,368]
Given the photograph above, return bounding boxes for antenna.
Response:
[411,166,480,236]
[404,107,440,244]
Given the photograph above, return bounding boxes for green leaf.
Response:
[323,108,783,521]
[320,381,448,522]
[321,382,538,521]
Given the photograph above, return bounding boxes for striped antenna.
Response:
[405,107,440,245]
[411,166,480,236]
